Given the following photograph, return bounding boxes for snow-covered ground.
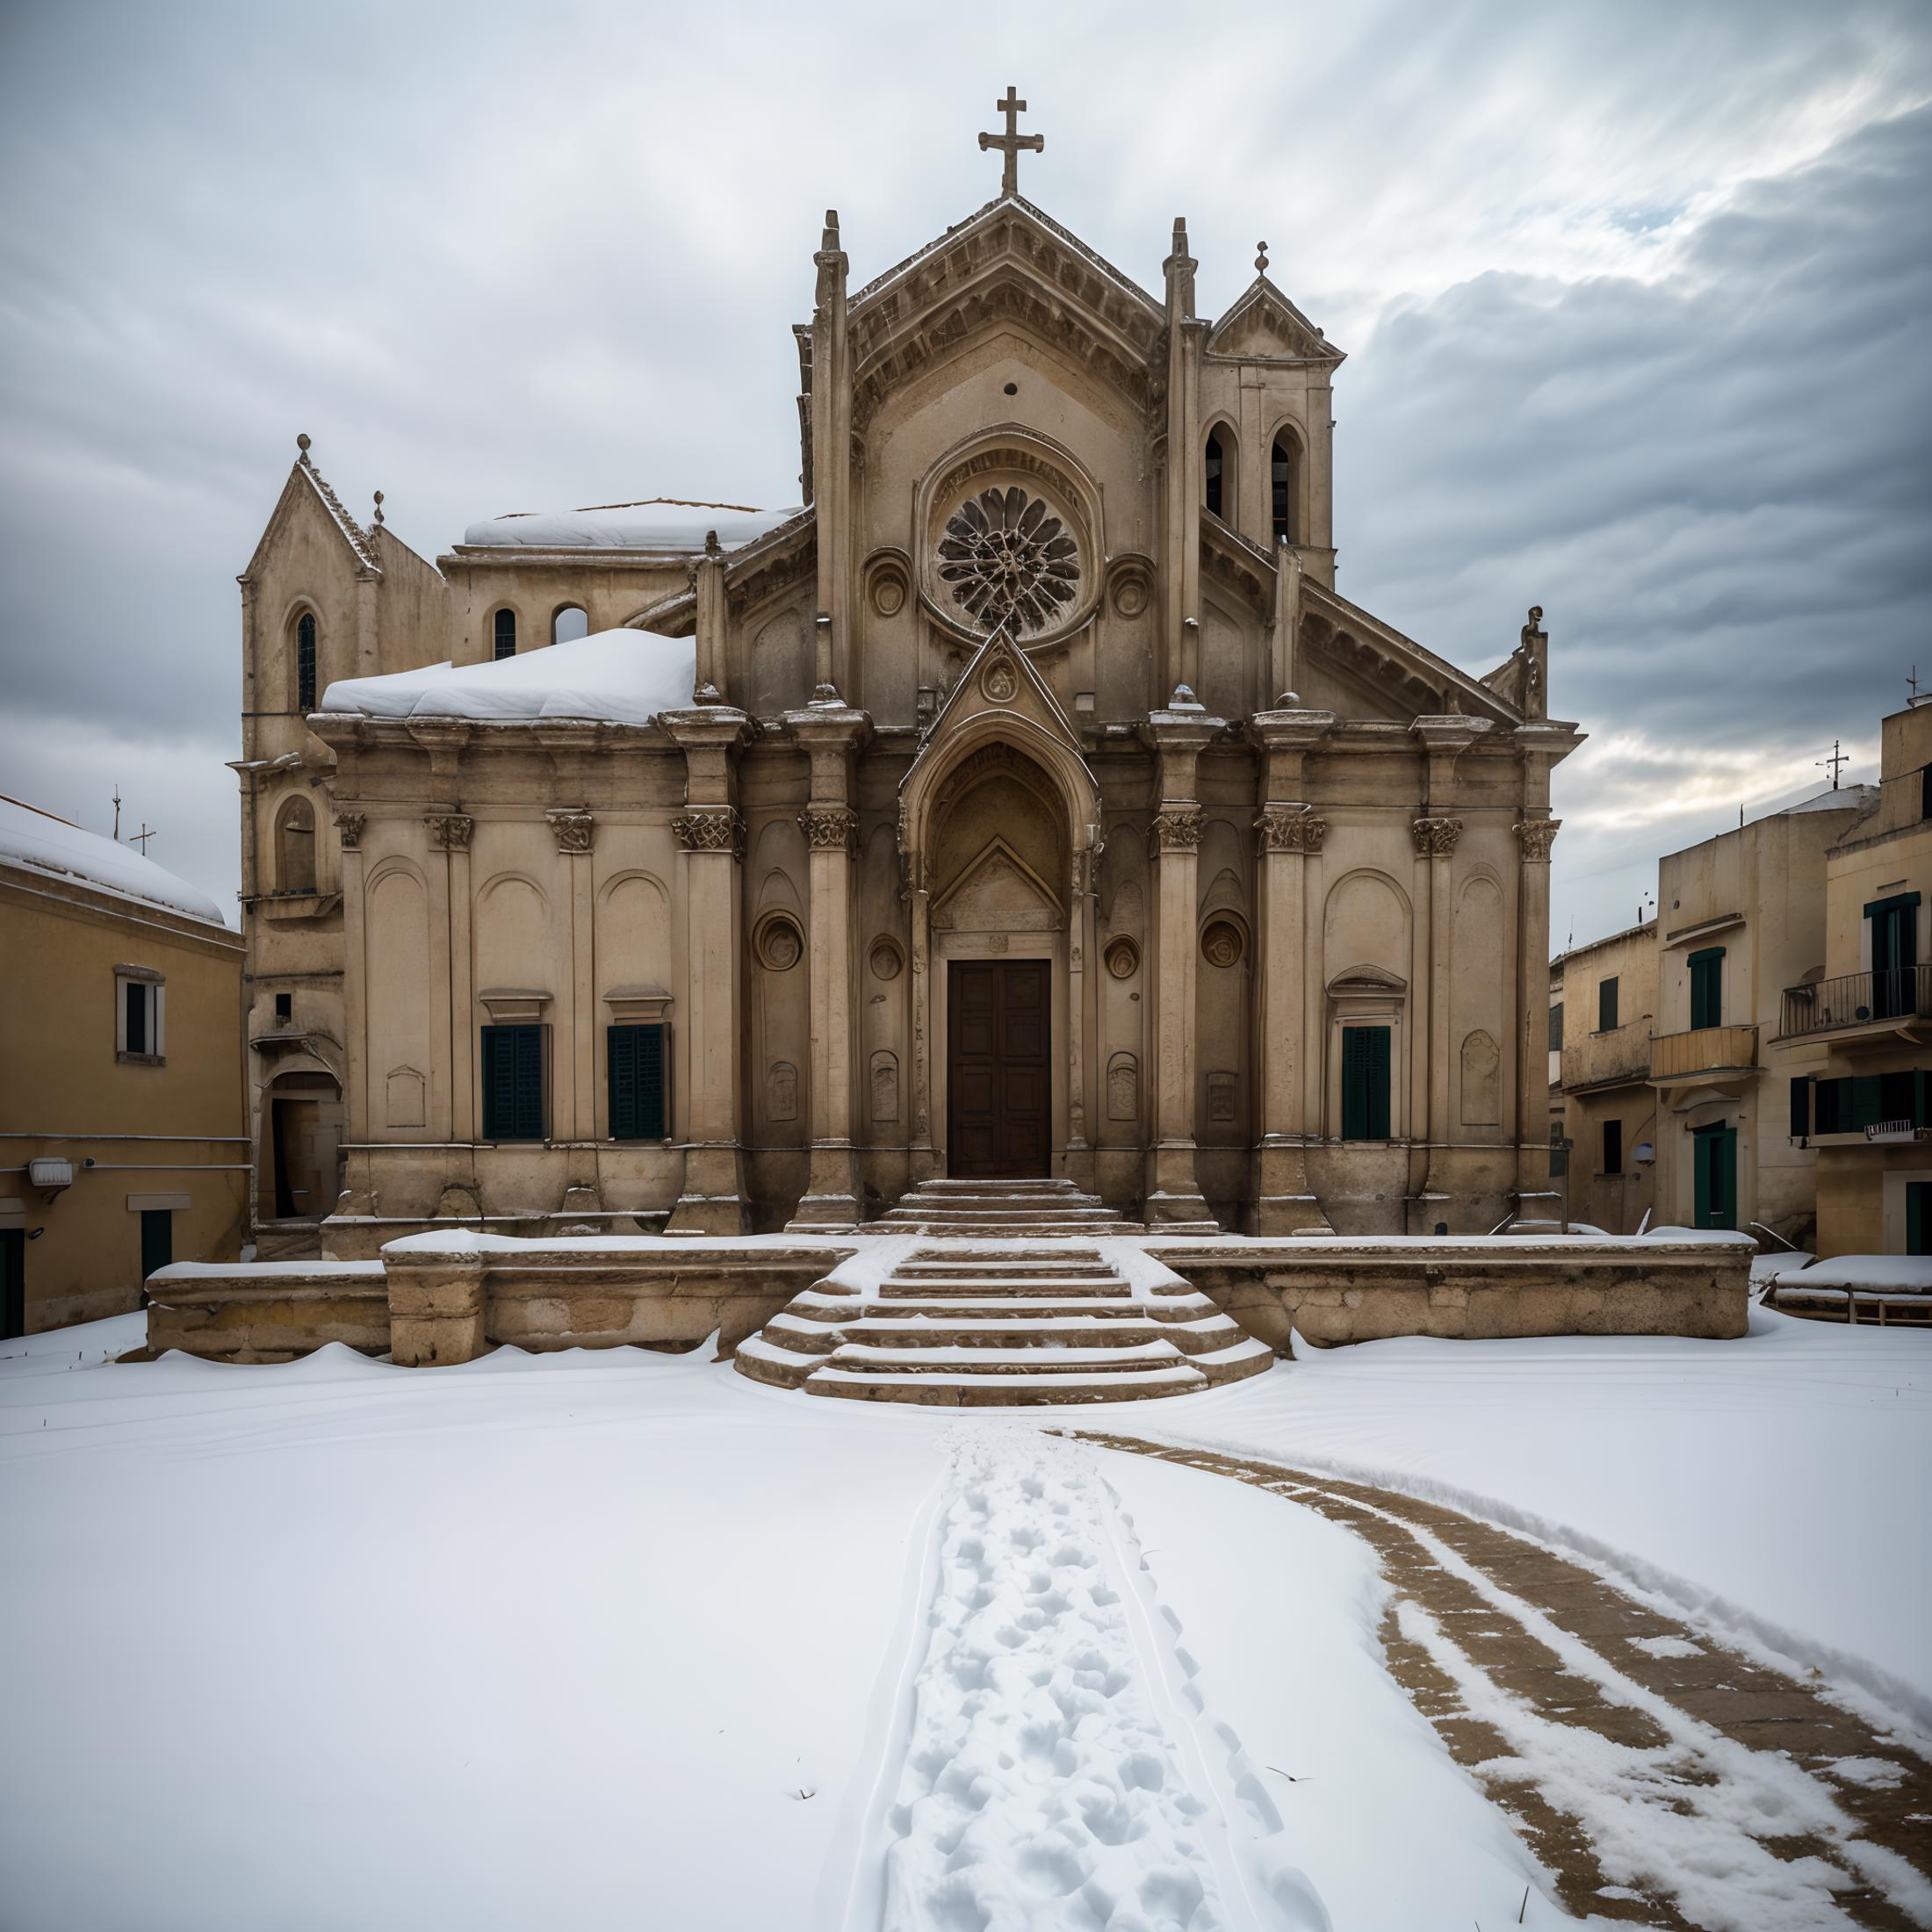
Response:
[1,1304,1926,1929]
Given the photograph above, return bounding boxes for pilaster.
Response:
[1251,708,1336,1232]
[1411,717,1491,1225]
[662,706,757,1234]
[811,213,851,698]
[783,700,871,1230]
[1141,701,1222,1229]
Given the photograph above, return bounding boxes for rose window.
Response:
[938,487,1079,634]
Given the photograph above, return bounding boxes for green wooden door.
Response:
[1870,897,1918,1020]
[1692,1125,1736,1229]
[1907,1182,1932,1258]
[0,1229,23,1341]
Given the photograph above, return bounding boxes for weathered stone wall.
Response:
[1151,1236,1750,1351]
[146,1262,390,1362]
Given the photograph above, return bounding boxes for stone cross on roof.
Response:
[978,86,1042,198]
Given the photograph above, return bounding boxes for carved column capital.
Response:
[546,808,595,854]
[334,811,365,851]
[672,805,744,857]
[1514,817,1561,863]
[424,813,472,852]
[1256,804,1328,854]
[1412,815,1464,858]
[796,804,858,853]
[1149,807,1205,854]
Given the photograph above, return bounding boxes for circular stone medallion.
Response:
[1200,919,1245,970]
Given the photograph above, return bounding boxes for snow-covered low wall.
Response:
[1150,1233,1754,1350]
[143,1231,1755,1364]
[145,1260,390,1360]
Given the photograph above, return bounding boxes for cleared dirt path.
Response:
[1071,1431,1932,1932]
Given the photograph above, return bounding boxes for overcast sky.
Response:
[2,0,1927,946]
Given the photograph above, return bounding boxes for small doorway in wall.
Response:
[263,1070,343,1222]
[1692,1121,1737,1229]
[139,1208,173,1294]
[1,1229,23,1340]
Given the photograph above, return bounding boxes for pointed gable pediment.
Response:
[845,197,1165,428]
[241,451,382,584]
[915,626,1086,768]
[1207,277,1344,366]
[931,834,1063,931]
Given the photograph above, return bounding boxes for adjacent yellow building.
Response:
[1793,703,1932,1258]
[1550,919,1658,1233]
[0,797,246,1334]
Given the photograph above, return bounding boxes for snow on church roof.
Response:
[0,795,228,926]
[319,628,695,726]
[460,498,802,552]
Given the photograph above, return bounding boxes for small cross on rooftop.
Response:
[979,86,1042,198]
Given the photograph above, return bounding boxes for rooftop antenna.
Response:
[111,784,122,840]
[1819,739,1848,789]
[1910,665,1931,709]
[131,822,156,856]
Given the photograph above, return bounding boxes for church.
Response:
[234,95,1579,1257]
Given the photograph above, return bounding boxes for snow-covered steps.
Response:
[865,1176,1144,1239]
[732,1243,1272,1405]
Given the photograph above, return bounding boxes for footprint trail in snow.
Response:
[879,1431,1326,1932]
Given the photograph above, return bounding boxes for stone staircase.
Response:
[869,1176,1140,1238]
[733,1243,1273,1406]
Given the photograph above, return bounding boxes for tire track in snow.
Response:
[1075,1432,1932,1932]
[874,1429,1327,1931]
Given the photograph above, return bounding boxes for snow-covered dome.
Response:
[0,795,227,926]
[460,498,801,552]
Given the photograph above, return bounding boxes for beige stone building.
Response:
[1650,789,1876,1242]
[236,112,1581,1251]
[1550,920,1658,1234]
[1796,703,1932,1258]
[0,797,245,1333]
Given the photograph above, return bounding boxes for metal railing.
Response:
[1779,966,1932,1039]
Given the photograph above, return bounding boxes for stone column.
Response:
[784,701,870,1229]
[1143,703,1221,1229]
[1513,814,1561,1215]
[1067,828,1103,1186]
[663,707,755,1234]
[1411,812,1462,1224]
[422,811,468,1143]
[1251,708,1336,1232]
[548,809,598,1143]
[811,213,851,698]
[905,844,938,1186]
[336,810,370,1148]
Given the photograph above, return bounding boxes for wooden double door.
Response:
[948,960,1050,1177]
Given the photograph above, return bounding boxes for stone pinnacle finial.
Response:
[1172,217,1188,250]
[371,489,385,525]
[704,528,721,557]
[1256,241,1269,274]
[978,87,1042,197]
[822,209,840,250]
[297,431,311,459]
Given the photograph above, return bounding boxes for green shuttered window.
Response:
[608,1024,668,1141]
[1341,1026,1391,1141]
[1689,948,1724,1030]
[481,1025,546,1141]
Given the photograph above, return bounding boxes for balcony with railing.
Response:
[1650,1023,1759,1085]
[1778,966,1932,1041]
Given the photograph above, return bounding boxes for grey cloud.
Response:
[0,0,1927,929]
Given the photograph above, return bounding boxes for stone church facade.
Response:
[234,112,1578,1255]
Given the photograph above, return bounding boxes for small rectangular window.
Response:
[1815,1077,1843,1135]
[275,992,293,1025]
[1689,947,1724,1030]
[480,1025,547,1141]
[1340,1025,1391,1141]
[1603,1118,1623,1175]
[1788,1075,1812,1140]
[1921,765,1931,825]
[493,609,518,661]
[117,973,164,1063]
[1548,1000,1563,1050]
[1597,976,1619,1033]
[608,1023,668,1141]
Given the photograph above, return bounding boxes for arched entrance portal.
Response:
[898,656,1103,1185]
